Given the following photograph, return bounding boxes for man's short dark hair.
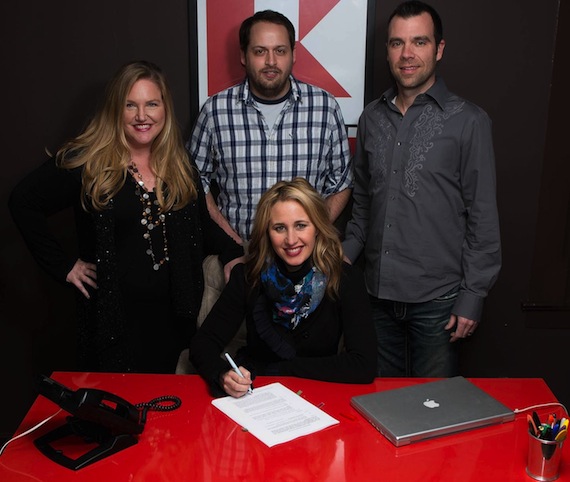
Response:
[389,1,443,45]
[239,10,296,52]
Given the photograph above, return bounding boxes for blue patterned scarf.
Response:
[260,261,327,330]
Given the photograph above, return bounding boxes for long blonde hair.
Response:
[246,178,344,298]
[56,60,196,211]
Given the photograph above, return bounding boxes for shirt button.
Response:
[397,141,402,146]
[393,170,398,174]
[384,250,389,255]
[386,223,392,228]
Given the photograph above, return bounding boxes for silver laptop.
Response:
[350,376,515,446]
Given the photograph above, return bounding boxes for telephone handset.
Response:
[36,374,144,435]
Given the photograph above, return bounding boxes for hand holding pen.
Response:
[222,352,253,398]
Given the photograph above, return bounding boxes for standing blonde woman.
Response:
[9,61,243,373]
[190,178,375,397]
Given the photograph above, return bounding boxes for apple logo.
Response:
[423,398,440,409]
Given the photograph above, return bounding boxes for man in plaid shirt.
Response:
[188,10,352,245]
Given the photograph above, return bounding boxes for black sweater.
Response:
[190,262,376,393]
[9,158,243,372]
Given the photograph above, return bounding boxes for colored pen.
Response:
[224,352,253,394]
[555,428,567,443]
[527,414,539,436]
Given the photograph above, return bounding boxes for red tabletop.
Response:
[0,372,566,481]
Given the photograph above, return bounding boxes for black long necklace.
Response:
[128,162,169,270]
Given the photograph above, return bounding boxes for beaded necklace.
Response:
[128,161,169,270]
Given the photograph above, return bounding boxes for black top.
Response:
[9,158,243,372]
[190,262,376,395]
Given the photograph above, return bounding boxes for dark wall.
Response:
[0,0,565,441]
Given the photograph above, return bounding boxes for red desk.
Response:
[0,373,566,481]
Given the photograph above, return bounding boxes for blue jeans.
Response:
[370,287,460,377]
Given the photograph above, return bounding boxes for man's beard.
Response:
[247,66,291,100]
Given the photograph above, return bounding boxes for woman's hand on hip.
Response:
[66,258,97,299]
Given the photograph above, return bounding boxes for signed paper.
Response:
[211,382,339,447]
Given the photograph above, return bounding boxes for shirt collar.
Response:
[380,76,449,111]
[240,75,301,105]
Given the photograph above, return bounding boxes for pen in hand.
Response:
[224,352,253,394]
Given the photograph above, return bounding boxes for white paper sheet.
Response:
[211,382,339,447]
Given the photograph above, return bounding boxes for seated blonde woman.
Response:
[190,178,376,397]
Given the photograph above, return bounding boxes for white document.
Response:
[211,382,339,447]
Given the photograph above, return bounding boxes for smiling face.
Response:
[387,12,445,98]
[123,78,165,151]
[268,200,317,270]
[241,21,295,100]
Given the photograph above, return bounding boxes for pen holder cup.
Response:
[527,432,564,481]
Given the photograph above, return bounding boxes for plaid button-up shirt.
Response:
[188,76,352,239]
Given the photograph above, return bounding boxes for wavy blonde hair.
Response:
[56,60,196,211]
[246,178,344,298]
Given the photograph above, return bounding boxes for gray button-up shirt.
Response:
[343,78,501,322]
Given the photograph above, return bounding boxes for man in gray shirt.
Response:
[343,0,500,377]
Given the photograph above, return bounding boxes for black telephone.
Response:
[33,375,145,470]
